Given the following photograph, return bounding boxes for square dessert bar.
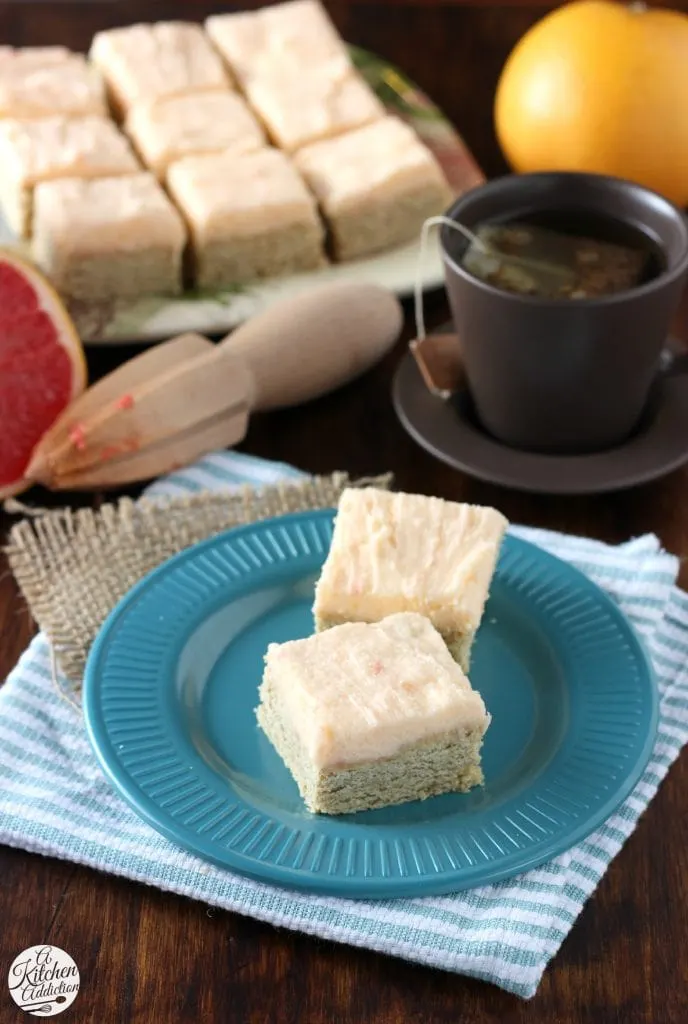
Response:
[206,0,351,88]
[167,147,326,288]
[295,116,453,260]
[125,91,265,179]
[313,488,508,672]
[257,612,490,815]
[207,0,383,151]
[90,22,230,117]
[0,116,139,238]
[32,172,186,301]
[0,50,107,120]
[243,69,384,153]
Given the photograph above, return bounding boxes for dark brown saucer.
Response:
[392,337,688,495]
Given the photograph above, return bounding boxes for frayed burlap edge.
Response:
[5,471,392,691]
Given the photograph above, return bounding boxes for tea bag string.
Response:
[414,216,488,342]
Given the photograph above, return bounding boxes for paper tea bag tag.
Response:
[409,335,466,399]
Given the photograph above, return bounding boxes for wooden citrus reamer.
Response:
[25,282,404,491]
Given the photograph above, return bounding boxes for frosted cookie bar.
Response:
[313,488,508,671]
[90,22,230,117]
[206,0,383,151]
[33,172,186,301]
[257,612,490,815]
[0,50,107,119]
[167,147,326,288]
[295,116,452,260]
[206,0,350,88]
[0,116,139,238]
[125,90,265,179]
[243,69,384,153]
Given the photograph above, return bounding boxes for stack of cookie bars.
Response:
[257,488,509,815]
[0,1,452,301]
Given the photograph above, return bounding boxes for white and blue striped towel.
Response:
[1,452,686,999]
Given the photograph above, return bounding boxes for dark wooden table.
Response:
[1,3,687,1022]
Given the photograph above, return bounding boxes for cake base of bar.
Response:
[314,615,475,673]
[445,632,474,674]
[315,733,484,815]
[257,685,485,816]
[196,222,326,288]
[330,182,451,262]
[34,245,183,301]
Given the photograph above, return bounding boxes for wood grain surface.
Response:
[1,4,687,1023]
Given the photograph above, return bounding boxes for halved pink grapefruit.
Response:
[0,250,86,499]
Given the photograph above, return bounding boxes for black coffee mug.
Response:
[441,172,688,454]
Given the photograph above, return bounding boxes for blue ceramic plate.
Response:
[84,510,658,898]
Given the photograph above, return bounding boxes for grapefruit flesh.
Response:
[0,252,86,498]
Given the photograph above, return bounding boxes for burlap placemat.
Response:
[5,471,391,688]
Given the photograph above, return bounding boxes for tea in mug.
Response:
[461,211,664,299]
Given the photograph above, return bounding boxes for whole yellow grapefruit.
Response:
[494,0,688,206]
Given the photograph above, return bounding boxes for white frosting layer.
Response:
[206,0,350,87]
[205,1,379,149]
[167,147,320,240]
[295,116,451,211]
[245,69,383,152]
[262,612,489,769]
[126,90,265,176]
[33,172,186,252]
[90,22,229,111]
[0,116,139,186]
[314,488,508,633]
[0,52,107,119]
[0,47,73,70]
